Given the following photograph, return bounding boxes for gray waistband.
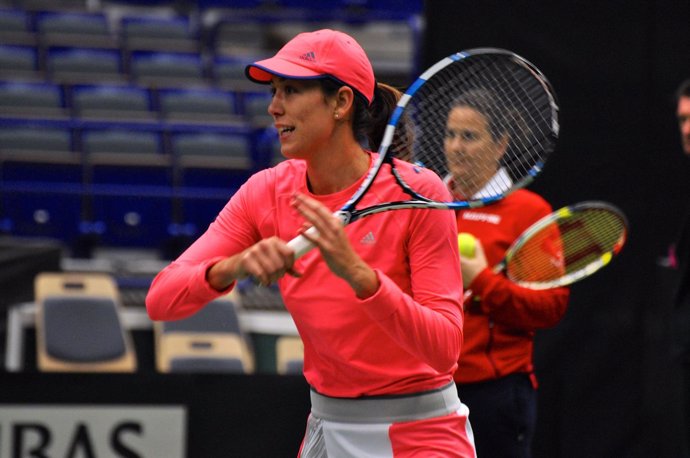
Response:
[310,382,461,424]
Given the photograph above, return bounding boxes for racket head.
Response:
[502,201,629,289]
[289,48,560,259]
[368,48,559,211]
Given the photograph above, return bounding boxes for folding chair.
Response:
[34,272,137,372]
[155,298,254,373]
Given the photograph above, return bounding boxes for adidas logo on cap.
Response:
[299,51,316,62]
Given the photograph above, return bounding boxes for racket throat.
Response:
[334,210,352,225]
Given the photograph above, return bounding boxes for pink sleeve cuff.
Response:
[197,256,236,297]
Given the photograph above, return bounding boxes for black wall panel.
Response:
[424,1,690,456]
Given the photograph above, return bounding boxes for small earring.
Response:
[334,112,340,119]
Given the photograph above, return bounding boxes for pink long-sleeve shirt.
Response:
[146,152,465,397]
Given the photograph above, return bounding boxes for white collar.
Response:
[474,167,513,199]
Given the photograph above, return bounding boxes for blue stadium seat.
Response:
[129,51,206,88]
[46,47,124,84]
[170,128,253,189]
[170,127,253,235]
[0,120,81,184]
[79,125,174,248]
[210,19,269,60]
[157,87,240,124]
[0,8,37,47]
[212,55,264,91]
[0,81,67,120]
[35,11,116,49]
[0,44,40,81]
[70,84,155,121]
[81,126,171,187]
[121,15,199,54]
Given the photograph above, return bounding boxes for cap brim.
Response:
[246,57,325,84]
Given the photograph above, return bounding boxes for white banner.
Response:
[0,405,186,458]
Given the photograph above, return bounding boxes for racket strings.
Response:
[408,52,557,202]
[506,209,627,284]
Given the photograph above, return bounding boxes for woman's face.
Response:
[443,105,508,196]
[268,78,335,160]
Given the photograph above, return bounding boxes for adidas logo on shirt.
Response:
[300,51,316,62]
[360,231,376,245]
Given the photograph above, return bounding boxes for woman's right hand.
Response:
[206,237,302,290]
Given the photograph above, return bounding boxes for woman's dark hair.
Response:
[450,88,511,143]
[319,79,412,158]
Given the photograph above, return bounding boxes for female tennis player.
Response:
[146,29,476,457]
[445,89,569,457]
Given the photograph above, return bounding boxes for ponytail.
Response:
[357,83,414,160]
[320,79,414,161]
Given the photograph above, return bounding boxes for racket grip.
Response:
[286,211,349,260]
[286,226,319,259]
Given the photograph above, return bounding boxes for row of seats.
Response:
[33,271,303,374]
[0,0,420,256]
[0,80,273,126]
[0,117,280,253]
[0,42,266,92]
[0,3,421,88]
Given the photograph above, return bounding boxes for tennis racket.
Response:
[463,201,628,299]
[288,48,560,258]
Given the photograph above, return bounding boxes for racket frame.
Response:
[496,200,629,290]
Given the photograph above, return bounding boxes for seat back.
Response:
[157,87,239,123]
[129,51,205,88]
[0,81,66,119]
[34,272,136,372]
[71,84,153,120]
[155,298,254,373]
[35,271,119,302]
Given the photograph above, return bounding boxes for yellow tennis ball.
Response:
[457,232,477,258]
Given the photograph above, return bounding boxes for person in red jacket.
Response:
[444,89,570,457]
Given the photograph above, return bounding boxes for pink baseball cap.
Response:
[245,29,375,105]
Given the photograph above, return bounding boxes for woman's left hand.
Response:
[291,193,379,298]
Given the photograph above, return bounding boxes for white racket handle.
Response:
[286,226,319,259]
[286,211,350,260]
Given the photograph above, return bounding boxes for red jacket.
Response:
[453,189,570,385]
